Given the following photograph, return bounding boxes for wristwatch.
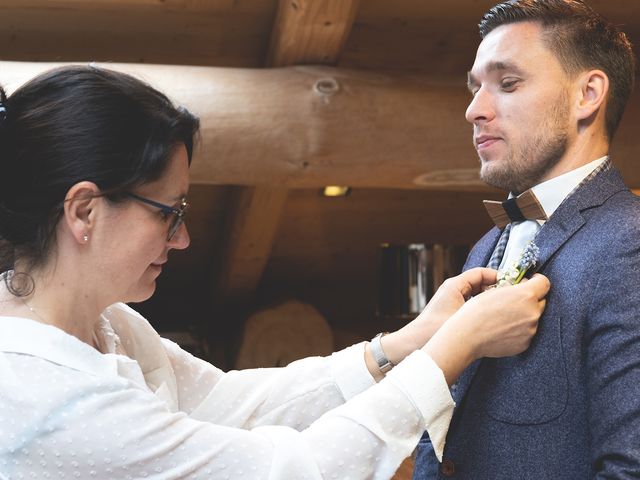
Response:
[370,332,394,374]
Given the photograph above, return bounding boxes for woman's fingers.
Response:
[447,267,499,299]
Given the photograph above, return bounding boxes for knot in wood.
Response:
[314,77,340,96]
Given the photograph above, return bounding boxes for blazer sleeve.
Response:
[585,226,640,478]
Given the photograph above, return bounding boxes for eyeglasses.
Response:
[125,192,189,241]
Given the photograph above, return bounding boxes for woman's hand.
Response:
[461,274,550,359]
[422,274,550,385]
[415,267,500,333]
[375,268,499,368]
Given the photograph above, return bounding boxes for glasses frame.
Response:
[125,192,189,241]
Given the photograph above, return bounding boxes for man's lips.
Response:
[475,135,502,150]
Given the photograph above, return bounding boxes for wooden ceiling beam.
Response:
[212,187,289,304]
[211,0,362,307]
[266,0,361,66]
[3,61,639,191]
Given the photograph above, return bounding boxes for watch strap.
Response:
[370,332,394,374]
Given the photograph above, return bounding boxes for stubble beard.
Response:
[479,95,570,194]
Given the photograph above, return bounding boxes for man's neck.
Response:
[536,137,609,186]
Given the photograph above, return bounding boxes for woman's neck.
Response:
[0,269,105,348]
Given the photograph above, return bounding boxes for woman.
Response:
[0,65,549,479]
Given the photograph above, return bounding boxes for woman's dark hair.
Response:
[0,65,200,283]
[479,0,636,141]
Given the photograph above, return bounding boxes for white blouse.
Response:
[0,303,454,479]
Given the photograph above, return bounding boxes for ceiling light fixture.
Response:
[322,186,351,197]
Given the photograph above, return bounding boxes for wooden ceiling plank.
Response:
[1,2,636,76]
[0,2,276,68]
[0,0,240,12]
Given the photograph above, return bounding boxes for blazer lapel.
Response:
[535,167,627,272]
[534,206,585,272]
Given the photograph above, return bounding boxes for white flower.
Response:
[496,241,540,287]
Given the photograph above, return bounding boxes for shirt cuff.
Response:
[385,350,455,462]
[330,342,376,400]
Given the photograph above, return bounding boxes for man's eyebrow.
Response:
[467,61,525,91]
[487,60,524,75]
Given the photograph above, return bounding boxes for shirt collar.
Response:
[0,304,178,408]
[0,303,145,378]
[520,156,608,224]
[0,316,120,377]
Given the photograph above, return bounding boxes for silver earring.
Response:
[83,234,89,242]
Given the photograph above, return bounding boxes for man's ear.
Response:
[63,181,101,245]
[575,69,609,122]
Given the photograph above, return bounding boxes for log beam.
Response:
[1,61,639,190]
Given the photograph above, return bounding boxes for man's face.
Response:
[466,21,574,193]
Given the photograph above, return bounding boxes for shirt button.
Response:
[440,458,455,477]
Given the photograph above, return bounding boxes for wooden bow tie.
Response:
[483,189,548,229]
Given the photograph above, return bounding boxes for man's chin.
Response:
[480,164,513,192]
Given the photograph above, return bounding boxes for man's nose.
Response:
[465,88,495,125]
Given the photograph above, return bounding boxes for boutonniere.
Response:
[496,241,540,287]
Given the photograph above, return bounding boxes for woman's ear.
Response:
[575,69,609,122]
[63,181,101,245]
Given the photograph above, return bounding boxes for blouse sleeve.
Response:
[161,339,454,466]
[108,303,455,470]
[7,349,451,479]
[163,338,377,430]
[108,301,377,429]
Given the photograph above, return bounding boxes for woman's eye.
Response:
[501,79,519,91]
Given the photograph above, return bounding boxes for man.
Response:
[413,1,639,478]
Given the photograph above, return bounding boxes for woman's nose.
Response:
[168,222,190,250]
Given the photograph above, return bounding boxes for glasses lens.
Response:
[167,200,188,240]
[167,217,183,240]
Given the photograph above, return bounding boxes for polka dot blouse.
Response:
[0,303,453,479]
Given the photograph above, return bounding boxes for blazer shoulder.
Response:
[586,189,640,232]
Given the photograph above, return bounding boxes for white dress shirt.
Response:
[499,156,607,271]
[0,303,454,479]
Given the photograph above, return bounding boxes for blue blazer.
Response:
[414,167,640,479]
